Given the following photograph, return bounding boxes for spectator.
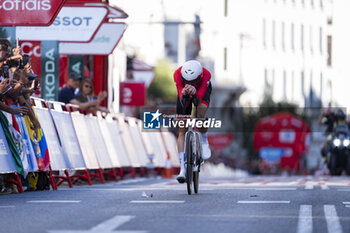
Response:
[58,72,82,104]
[75,78,108,113]
[59,73,106,112]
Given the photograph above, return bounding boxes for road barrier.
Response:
[0,97,179,192]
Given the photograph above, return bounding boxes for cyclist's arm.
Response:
[195,70,211,101]
[174,69,185,99]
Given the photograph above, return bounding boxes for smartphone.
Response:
[33,78,39,91]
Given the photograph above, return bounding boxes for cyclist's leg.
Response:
[176,97,192,183]
[194,83,212,160]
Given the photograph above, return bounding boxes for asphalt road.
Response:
[1,175,350,233]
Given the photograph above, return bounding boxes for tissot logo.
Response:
[0,0,52,11]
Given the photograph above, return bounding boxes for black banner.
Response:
[68,56,84,76]
[41,41,59,101]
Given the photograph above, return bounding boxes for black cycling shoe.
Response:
[176,176,186,184]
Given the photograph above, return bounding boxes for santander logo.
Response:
[0,0,52,11]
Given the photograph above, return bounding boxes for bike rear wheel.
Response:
[193,134,201,194]
[186,132,194,195]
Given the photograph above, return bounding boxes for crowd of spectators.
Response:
[0,38,108,194]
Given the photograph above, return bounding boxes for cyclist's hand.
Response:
[183,84,196,96]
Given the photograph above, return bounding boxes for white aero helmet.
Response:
[181,60,203,83]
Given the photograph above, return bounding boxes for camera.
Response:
[5,54,29,69]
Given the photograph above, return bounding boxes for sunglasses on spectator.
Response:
[84,85,92,88]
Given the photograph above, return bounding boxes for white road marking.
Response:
[337,189,350,192]
[130,200,185,204]
[297,205,312,233]
[48,215,147,233]
[237,201,290,204]
[305,185,314,190]
[0,205,15,208]
[27,200,81,203]
[345,205,350,208]
[324,205,343,233]
[255,188,297,191]
[321,185,329,190]
[90,215,135,232]
[342,202,350,205]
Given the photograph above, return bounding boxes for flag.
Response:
[0,111,24,176]
[23,110,50,171]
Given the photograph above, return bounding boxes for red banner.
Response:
[0,0,66,26]
[120,82,145,106]
[207,133,234,154]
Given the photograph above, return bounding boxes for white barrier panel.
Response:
[117,116,142,167]
[126,118,149,167]
[106,117,132,167]
[34,107,71,170]
[0,118,18,173]
[70,112,99,169]
[142,130,167,167]
[161,131,180,167]
[50,110,86,169]
[85,115,113,169]
[139,122,155,158]
[98,115,128,167]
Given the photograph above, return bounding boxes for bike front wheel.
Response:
[186,132,194,195]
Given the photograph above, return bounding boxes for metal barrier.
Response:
[0,97,179,192]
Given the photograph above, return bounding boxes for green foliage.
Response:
[147,59,178,100]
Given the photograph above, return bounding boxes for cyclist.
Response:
[174,60,212,183]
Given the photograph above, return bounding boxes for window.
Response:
[281,22,285,51]
[320,72,323,98]
[283,70,287,99]
[309,26,313,53]
[263,19,266,48]
[319,27,323,54]
[327,36,332,66]
[301,71,305,97]
[224,0,228,17]
[224,47,227,70]
[291,71,295,101]
[291,23,294,50]
[272,20,276,49]
[301,24,304,52]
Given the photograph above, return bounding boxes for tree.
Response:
[147,59,177,100]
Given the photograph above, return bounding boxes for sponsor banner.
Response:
[84,2,128,19]
[120,82,145,106]
[16,6,108,42]
[0,0,66,26]
[59,23,126,55]
[41,40,59,101]
[68,56,84,76]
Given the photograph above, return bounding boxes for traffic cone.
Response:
[163,153,174,178]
